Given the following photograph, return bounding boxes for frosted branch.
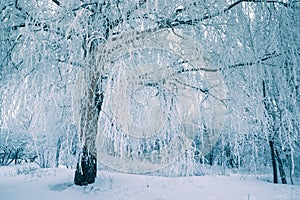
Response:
[159,0,296,28]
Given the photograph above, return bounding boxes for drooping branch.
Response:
[108,0,148,34]
[173,78,209,94]
[226,51,281,69]
[11,23,26,30]
[124,0,147,22]
[176,51,280,74]
[51,0,61,7]
[72,2,99,12]
[0,3,13,17]
[14,0,23,12]
[159,0,295,28]
[9,1,63,36]
[13,0,29,19]
[0,35,23,70]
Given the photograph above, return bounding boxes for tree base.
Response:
[74,147,97,186]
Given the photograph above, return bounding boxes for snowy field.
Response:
[0,164,299,200]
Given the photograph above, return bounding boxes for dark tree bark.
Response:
[74,146,97,186]
[263,80,280,184]
[55,137,61,168]
[73,87,101,185]
[269,141,278,184]
[74,66,104,185]
[275,149,287,184]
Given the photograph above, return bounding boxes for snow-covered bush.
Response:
[0,163,40,177]
[0,130,35,166]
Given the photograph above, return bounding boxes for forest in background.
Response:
[0,0,299,185]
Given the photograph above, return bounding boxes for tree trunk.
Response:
[74,146,97,186]
[55,137,61,168]
[74,58,103,185]
[289,165,294,185]
[269,141,278,184]
[74,90,99,185]
[74,96,99,186]
[275,149,287,184]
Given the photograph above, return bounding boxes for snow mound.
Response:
[0,166,299,200]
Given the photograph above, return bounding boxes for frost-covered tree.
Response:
[216,1,300,183]
[0,0,79,169]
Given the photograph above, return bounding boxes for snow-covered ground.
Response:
[0,164,299,200]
